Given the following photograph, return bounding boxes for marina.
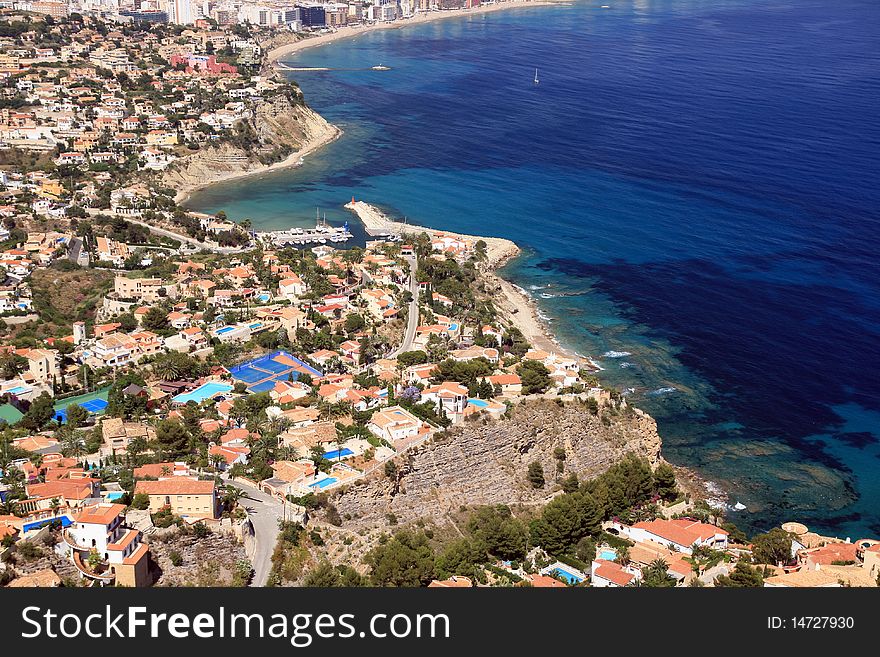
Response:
[257,210,354,247]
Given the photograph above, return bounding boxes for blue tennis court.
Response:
[248,380,278,393]
[228,366,267,383]
[229,351,322,392]
[80,399,108,412]
[251,358,291,374]
[54,389,110,423]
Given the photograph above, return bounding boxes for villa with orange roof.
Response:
[612,518,729,555]
[134,478,217,519]
[61,503,150,587]
[591,559,640,587]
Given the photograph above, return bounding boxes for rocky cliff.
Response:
[162,94,337,201]
[333,399,663,528]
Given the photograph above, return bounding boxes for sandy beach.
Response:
[267,1,565,64]
[175,119,342,205]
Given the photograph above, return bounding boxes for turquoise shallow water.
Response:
[187,0,880,538]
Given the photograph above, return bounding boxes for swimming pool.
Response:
[172,382,234,404]
[309,477,338,489]
[249,323,263,330]
[448,323,459,331]
[551,567,585,585]
[257,294,271,302]
[468,398,488,408]
[599,549,617,561]
[323,448,354,460]
[216,326,235,334]
[6,386,30,395]
[23,515,73,532]
[105,492,125,501]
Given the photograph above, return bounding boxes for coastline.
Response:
[266,1,566,64]
[175,116,342,206]
[180,2,566,204]
[344,199,583,364]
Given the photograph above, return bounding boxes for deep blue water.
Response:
[187,0,880,538]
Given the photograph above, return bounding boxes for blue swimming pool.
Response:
[468,398,488,408]
[216,326,235,334]
[551,567,585,585]
[448,323,459,331]
[323,448,354,460]
[172,382,233,404]
[257,294,270,302]
[23,516,73,532]
[6,386,29,395]
[309,477,338,489]
[105,492,125,501]
[599,549,617,561]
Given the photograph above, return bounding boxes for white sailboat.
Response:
[534,68,540,85]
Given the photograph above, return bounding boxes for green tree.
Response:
[653,462,677,501]
[527,461,545,489]
[714,562,765,587]
[529,491,602,555]
[517,360,552,395]
[395,350,428,369]
[344,313,366,333]
[436,537,488,578]
[65,403,89,430]
[366,530,436,587]
[20,392,55,430]
[751,528,794,566]
[466,506,528,561]
[303,562,368,587]
[130,493,151,510]
[155,419,189,459]
[141,306,170,333]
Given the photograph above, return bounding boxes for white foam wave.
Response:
[602,350,632,358]
[648,387,677,396]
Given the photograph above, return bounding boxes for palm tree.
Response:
[49,497,61,517]
[153,357,182,382]
[223,485,244,508]
[60,428,85,458]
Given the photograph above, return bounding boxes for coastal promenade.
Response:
[266,1,564,65]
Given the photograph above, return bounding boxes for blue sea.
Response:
[187,0,880,538]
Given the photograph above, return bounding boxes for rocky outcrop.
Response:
[162,96,337,201]
[333,399,663,527]
[148,529,250,587]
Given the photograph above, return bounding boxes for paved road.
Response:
[84,208,241,254]
[227,479,286,587]
[389,254,419,358]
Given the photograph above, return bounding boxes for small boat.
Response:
[733,502,747,511]
[534,68,539,85]
[372,64,391,71]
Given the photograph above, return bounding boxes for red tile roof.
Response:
[135,479,215,496]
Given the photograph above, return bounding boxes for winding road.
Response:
[227,479,287,587]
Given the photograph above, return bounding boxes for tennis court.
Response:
[229,351,322,392]
[53,388,110,424]
[248,380,279,394]
[228,366,267,383]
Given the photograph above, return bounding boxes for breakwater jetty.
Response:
[344,199,409,236]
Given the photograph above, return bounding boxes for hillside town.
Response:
[0,6,878,589]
